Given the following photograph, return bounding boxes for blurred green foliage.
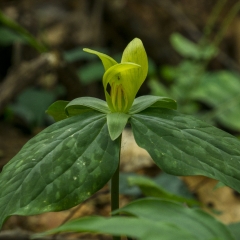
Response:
[148,32,240,133]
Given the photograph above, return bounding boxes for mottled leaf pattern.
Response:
[131,108,240,192]
[0,111,120,228]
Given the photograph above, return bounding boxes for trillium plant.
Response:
[1,38,240,240]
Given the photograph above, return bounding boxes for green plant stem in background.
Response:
[0,10,48,53]
[111,134,122,240]
[178,1,240,107]
[213,1,240,47]
[202,0,227,40]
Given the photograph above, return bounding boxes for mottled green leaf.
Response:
[130,108,240,193]
[65,97,110,115]
[129,95,177,114]
[33,215,197,240]
[0,111,120,228]
[107,112,130,140]
[116,198,234,240]
[46,100,69,121]
[228,222,240,240]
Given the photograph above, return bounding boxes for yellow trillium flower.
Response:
[83,38,148,113]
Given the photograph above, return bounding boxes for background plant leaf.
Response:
[8,87,59,126]
[33,215,197,240]
[130,108,240,193]
[191,71,240,131]
[128,175,199,206]
[116,198,234,240]
[0,111,120,228]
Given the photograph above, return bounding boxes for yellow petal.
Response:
[83,48,117,71]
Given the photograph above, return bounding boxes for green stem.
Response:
[111,161,120,213]
[111,134,122,240]
[213,1,240,47]
[202,0,227,40]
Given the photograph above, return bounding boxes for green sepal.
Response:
[128,95,177,114]
[65,97,110,116]
[46,100,70,121]
[83,48,117,71]
[107,112,130,140]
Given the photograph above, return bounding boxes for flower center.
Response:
[111,82,128,112]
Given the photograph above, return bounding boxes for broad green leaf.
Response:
[0,111,120,228]
[46,100,69,121]
[83,48,117,71]
[130,108,240,193]
[116,198,234,240]
[33,215,197,240]
[129,95,177,114]
[128,175,199,207]
[65,97,110,115]
[119,173,142,196]
[228,222,240,240]
[191,71,240,131]
[107,112,130,140]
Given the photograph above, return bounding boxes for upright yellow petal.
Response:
[83,48,117,71]
[121,38,148,90]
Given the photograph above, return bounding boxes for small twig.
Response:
[0,52,59,115]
